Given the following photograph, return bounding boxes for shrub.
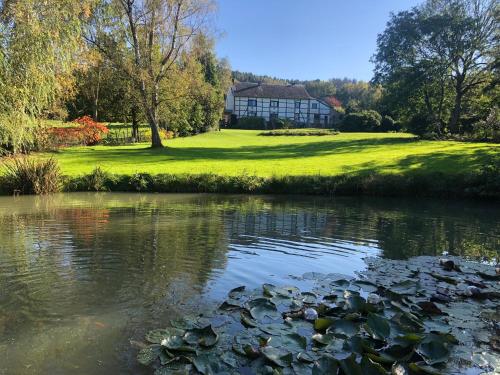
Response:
[80,167,113,192]
[46,116,109,148]
[3,157,61,194]
[407,113,433,136]
[129,173,151,192]
[340,110,382,132]
[472,107,500,142]
[380,115,396,132]
[228,116,266,130]
[260,129,339,136]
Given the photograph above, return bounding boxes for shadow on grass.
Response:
[58,137,419,162]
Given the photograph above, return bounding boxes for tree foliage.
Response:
[0,0,90,152]
[373,0,498,136]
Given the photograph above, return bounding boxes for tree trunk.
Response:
[147,109,163,148]
[131,106,139,142]
[449,90,463,134]
[93,67,101,121]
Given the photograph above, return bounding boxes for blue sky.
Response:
[215,0,422,81]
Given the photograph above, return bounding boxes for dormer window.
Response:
[311,103,318,109]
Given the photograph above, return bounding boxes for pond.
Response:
[0,193,498,374]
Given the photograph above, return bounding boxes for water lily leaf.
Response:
[312,333,336,346]
[228,285,246,299]
[429,272,457,285]
[417,338,450,365]
[366,313,391,341]
[345,293,366,313]
[247,298,280,321]
[271,333,307,352]
[360,356,387,375]
[192,353,227,375]
[408,362,442,374]
[328,319,359,338]
[137,346,160,366]
[243,344,260,359]
[183,325,219,347]
[297,351,315,363]
[301,292,318,304]
[314,318,335,331]
[312,354,338,375]
[240,311,258,328]
[261,346,293,367]
[146,328,184,344]
[339,353,362,375]
[354,280,379,293]
[366,352,396,365]
[390,280,418,295]
[417,301,444,315]
[220,351,239,368]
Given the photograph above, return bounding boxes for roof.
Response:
[233,82,314,100]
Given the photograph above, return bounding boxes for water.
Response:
[0,193,498,374]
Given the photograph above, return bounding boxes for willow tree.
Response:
[0,0,90,153]
[86,0,215,148]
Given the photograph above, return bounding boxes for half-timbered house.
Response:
[224,82,333,127]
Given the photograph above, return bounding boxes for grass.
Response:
[38,130,498,177]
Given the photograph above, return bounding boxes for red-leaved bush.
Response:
[48,116,109,147]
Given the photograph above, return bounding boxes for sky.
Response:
[215,0,423,81]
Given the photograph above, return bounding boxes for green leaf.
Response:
[192,353,227,375]
[312,333,336,345]
[360,356,387,375]
[240,311,258,328]
[339,354,362,375]
[366,313,391,341]
[417,337,450,365]
[312,354,339,375]
[145,328,184,344]
[314,318,335,331]
[137,346,160,366]
[183,325,219,347]
[261,346,293,367]
[247,298,280,321]
[328,319,359,338]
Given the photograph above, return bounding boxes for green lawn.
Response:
[42,130,498,177]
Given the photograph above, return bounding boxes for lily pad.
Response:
[314,317,334,331]
[247,298,280,321]
[261,346,293,367]
[366,313,391,341]
[146,328,184,344]
[312,354,338,374]
[417,336,450,365]
[183,325,219,347]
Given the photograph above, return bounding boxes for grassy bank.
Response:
[39,130,497,176]
[2,130,499,198]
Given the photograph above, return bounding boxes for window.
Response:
[295,101,301,109]
[294,113,301,122]
[270,100,279,108]
[311,102,318,109]
[248,99,257,107]
[270,113,278,122]
[314,114,320,123]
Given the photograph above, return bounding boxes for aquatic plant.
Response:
[136,256,499,374]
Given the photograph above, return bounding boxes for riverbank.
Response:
[2,131,499,198]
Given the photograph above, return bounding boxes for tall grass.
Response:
[2,157,61,195]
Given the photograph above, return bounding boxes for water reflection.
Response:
[0,193,498,374]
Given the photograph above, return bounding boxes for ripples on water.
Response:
[0,193,498,374]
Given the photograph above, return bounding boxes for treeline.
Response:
[0,0,230,152]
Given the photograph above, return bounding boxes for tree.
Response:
[0,0,90,152]
[373,0,497,134]
[86,0,216,148]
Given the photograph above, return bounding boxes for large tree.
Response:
[0,0,89,152]
[86,0,215,148]
[373,0,497,134]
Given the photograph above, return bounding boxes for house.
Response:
[224,82,333,127]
